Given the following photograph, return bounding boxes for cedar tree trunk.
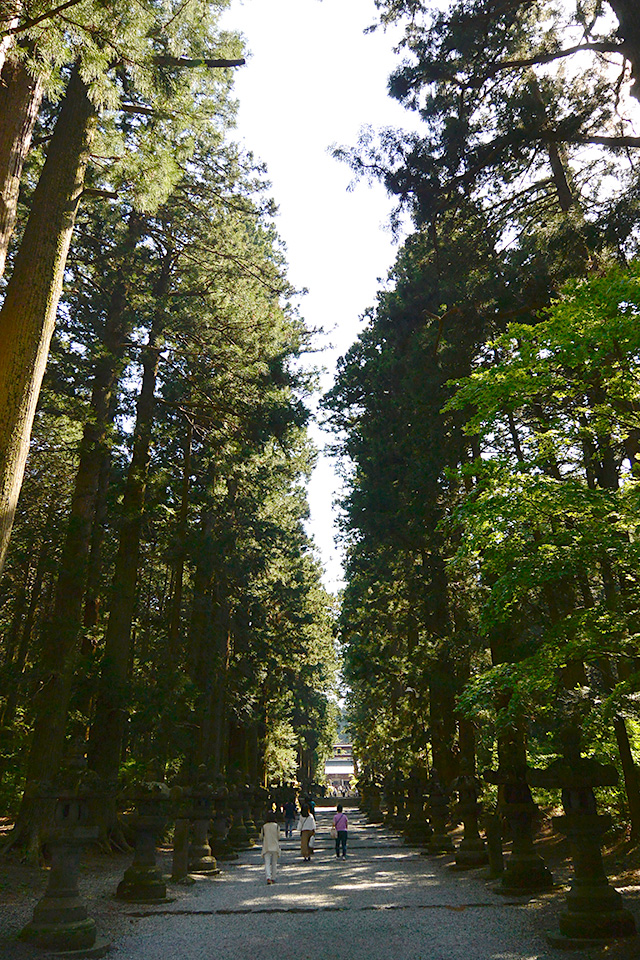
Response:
[87,296,166,783]
[0,66,96,576]
[0,53,44,278]
[608,0,640,98]
[19,213,142,797]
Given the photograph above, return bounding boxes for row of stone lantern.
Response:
[359,755,637,946]
[19,768,273,957]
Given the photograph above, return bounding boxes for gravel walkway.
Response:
[2,806,640,959]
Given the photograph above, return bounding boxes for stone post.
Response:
[171,817,191,882]
[382,775,397,826]
[483,811,504,880]
[116,781,172,903]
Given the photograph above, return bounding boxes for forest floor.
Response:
[0,807,639,960]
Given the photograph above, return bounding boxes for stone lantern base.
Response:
[423,832,455,854]
[499,852,554,894]
[550,812,636,943]
[21,916,98,954]
[20,825,110,957]
[116,863,170,903]
[454,834,488,868]
[34,935,112,959]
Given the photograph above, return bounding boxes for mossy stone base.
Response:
[116,865,167,903]
[501,855,554,893]
[454,837,488,868]
[547,931,638,950]
[559,905,636,941]
[48,936,112,958]
[424,834,454,854]
[21,917,97,952]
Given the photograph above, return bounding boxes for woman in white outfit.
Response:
[260,810,281,884]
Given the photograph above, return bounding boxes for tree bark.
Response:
[1,523,50,727]
[613,716,640,838]
[0,3,20,75]
[0,66,96,576]
[608,0,640,99]
[167,420,192,664]
[0,53,44,278]
[18,212,142,801]
[87,280,168,783]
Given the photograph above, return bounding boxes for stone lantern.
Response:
[116,781,172,903]
[240,782,259,840]
[186,782,220,875]
[424,769,454,853]
[404,766,432,846]
[482,765,553,894]
[226,781,253,849]
[451,762,488,868]
[532,757,636,944]
[358,770,384,823]
[209,780,238,861]
[20,749,110,956]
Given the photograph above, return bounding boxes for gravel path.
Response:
[2,806,640,959]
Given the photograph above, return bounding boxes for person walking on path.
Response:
[260,810,281,884]
[333,803,348,859]
[283,798,297,838]
[298,804,316,861]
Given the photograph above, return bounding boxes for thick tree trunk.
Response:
[0,53,44,278]
[0,66,96,577]
[185,510,215,777]
[167,421,192,663]
[1,525,50,729]
[82,445,112,633]
[608,0,640,99]
[18,214,143,801]
[429,666,458,786]
[424,549,458,786]
[87,300,166,783]
[0,4,19,75]
[613,716,640,838]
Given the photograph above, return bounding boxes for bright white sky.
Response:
[220,0,414,592]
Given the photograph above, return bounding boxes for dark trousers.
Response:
[335,830,347,857]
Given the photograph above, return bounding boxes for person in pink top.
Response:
[333,803,348,859]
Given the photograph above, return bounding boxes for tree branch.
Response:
[1,0,86,36]
[82,188,119,199]
[559,134,640,148]
[151,56,246,69]
[484,40,625,76]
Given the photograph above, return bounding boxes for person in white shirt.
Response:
[260,810,281,884]
[297,804,316,861]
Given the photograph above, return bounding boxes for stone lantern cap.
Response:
[119,780,172,820]
[526,757,618,790]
